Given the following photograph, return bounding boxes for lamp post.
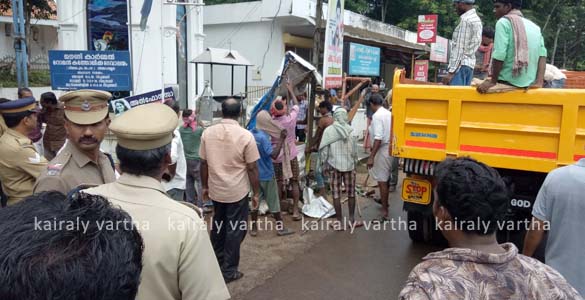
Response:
[11,0,28,88]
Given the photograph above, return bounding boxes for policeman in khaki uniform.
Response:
[34,90,116,194]
[0,97,48,206]
[84,103,230,300]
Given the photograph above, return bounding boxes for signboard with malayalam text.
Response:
[417,15,438,43]
[414,60,429,82]
[49,50,132,91]
[349,43,381,76]
[323,0,345,89]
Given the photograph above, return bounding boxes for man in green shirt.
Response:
[179,109,209,211]
[477,0,547,93]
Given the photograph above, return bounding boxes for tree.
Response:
[345,0,369,15]
[374,0,585,70]
[0,0,55,59]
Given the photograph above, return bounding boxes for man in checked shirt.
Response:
[442,0,483,86]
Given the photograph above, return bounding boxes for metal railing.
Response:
[0,55,50,71]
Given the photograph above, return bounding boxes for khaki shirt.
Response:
[34,142,116,195]
[85,174,230,300]
[0,128,48,205]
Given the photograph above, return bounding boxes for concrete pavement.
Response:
[242,188,441,300]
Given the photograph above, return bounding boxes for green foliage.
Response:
[4,0,583,70]
[525,0,585,69]
[370,0,585,70]
[28,69,51,86]
[345,0,370,14]
[0,0,55,20]
[0,69,51,87]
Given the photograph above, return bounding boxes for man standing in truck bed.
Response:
[442,0,482,86]
[477,0,547,93]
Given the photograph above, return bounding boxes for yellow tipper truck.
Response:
[391,70,585,245]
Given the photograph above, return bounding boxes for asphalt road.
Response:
[243,188,441,300]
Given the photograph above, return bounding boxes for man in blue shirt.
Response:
[250,127,294,237]
[524,158,585,296]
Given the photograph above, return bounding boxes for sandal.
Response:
[277,228,295,236]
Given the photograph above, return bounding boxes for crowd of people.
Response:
[0,0,583,298]
[0,75,391,298]
[1,82,583,299]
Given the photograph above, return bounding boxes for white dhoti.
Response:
[369,144,392,182]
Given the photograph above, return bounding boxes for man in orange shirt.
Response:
[200,98,260,283]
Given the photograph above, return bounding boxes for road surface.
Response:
[242,186,441,300]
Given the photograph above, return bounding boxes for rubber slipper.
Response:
[277,228,295,236]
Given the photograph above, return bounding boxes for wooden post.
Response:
[346,78,371,122]
[341,72,347,101]
[312,0,323,69]
[307,0,323,156]
[410,53,415,79]
[306,79,317,173]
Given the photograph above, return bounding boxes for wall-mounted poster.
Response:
[87,0,129,51]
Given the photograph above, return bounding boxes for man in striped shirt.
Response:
[442,0,483,86]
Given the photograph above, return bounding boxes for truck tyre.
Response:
[407,211,429,242]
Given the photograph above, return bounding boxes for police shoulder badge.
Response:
[47,164,64,176]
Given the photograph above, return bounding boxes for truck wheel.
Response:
[430,222,448,247]
[407,211,429,242]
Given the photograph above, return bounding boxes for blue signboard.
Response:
[48,50,132,91]
[349,43,381,76]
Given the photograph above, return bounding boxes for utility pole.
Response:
[307,0,323,154]
[312,0,323,69]
[11,0,28,88]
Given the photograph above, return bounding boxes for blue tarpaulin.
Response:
[246,58,289,129]
[247,52,321,129]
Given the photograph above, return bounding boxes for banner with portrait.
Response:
[322,0,344,89]
[110,87,176,116]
